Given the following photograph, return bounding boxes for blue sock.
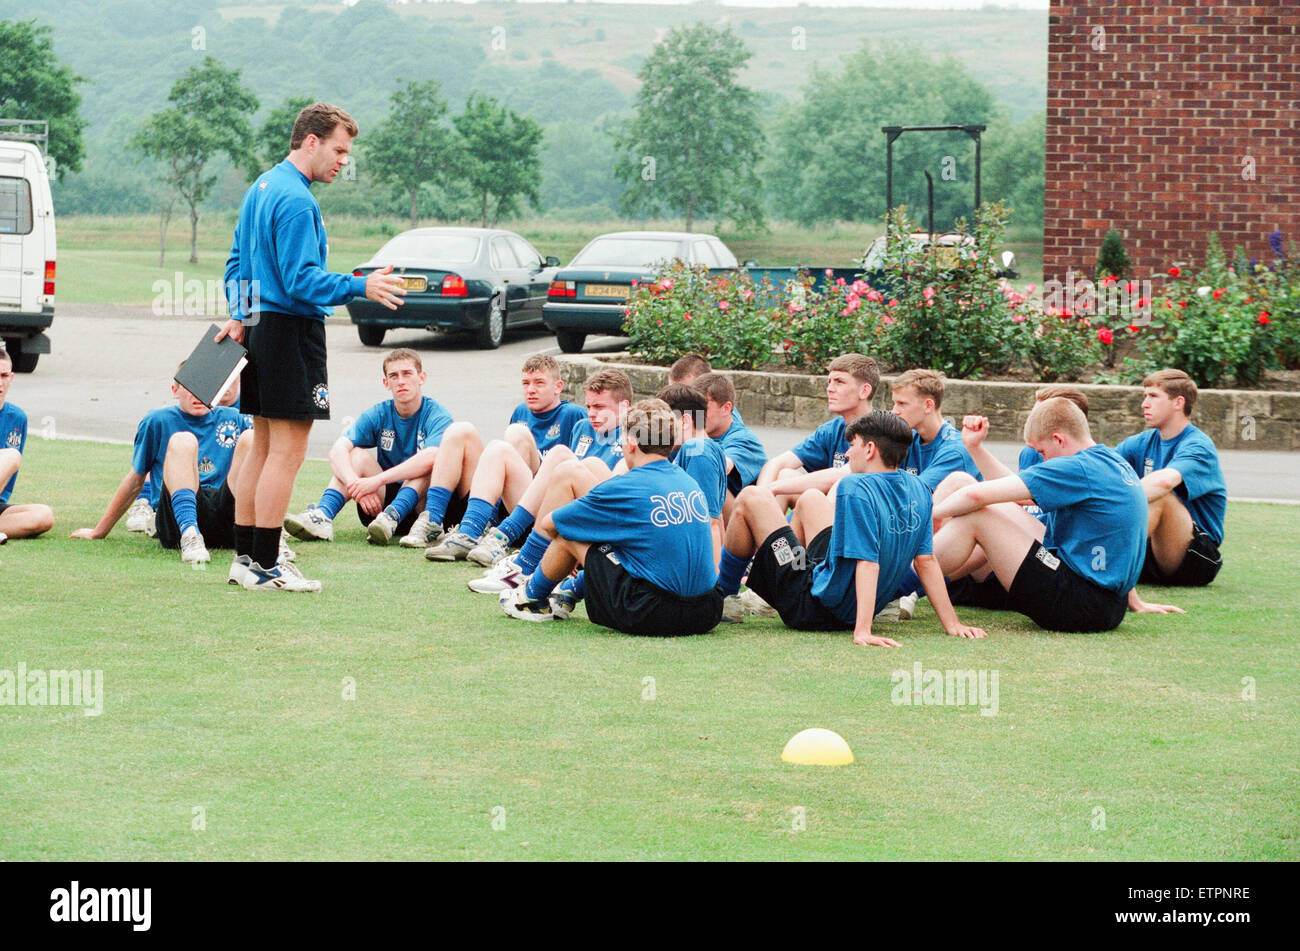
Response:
[515,530,552,575]
[718,547,749,597]
[897,567,922,599]
[317,488,346,519]
[458,497,497,540]
[496,504,535,545]
[566,571,586,600]
[490,501,508,528]
[384,486,418,523]
[424,486,452,526]
[171,488,198,535]
[525,569,560,602]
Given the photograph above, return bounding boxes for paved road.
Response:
[15,304,1300,502]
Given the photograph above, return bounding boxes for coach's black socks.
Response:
[235,523,254,559]
[253,527,280,570]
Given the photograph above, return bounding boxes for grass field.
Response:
[2,439,1296,861]
[54,215,1044,309]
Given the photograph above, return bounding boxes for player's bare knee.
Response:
[166,431,198,455]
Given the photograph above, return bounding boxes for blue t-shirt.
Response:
[715,419,768,496]
[344,396,453,472]
[509,400,587,455]
[0,402,28,503]
[672,437,728,519]
[550,459,718,597]
[811,470,935,624]
[568,421,624,468]
[224,160,365,320]
[130,406,252,493]
[1019,444,1147,594]
[792,416,851,472]
[1019,446,1043,470]
[902,421,982,492]
[1116,424,1226,545]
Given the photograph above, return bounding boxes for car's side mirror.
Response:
[742,259,758,268]
[545,255,561,267]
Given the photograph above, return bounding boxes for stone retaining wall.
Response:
[556,354,1300,451]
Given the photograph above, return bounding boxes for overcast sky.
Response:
[456,1,1051,9]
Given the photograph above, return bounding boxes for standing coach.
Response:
[217,102,405,592]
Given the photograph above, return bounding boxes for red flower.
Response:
[1168,266,1181,277]
[1128,323,1140,333]
[1125,281,1137,294]
[1245,296,1252,303]
[1062,308,1073,319]
[1102,275,1117,286]
[887,298,898,307]
[656,320,663,326]
[1098,327,1113,345]
[783,338,794,349]
[1212,288,1224,300]
[1179,300,1188,307]
[683,313,692,321]
[1259,311,1271,324]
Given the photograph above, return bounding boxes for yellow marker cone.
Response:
[781,728,854,766]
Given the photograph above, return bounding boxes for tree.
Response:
[613,23,765,232]
[256,95,315,171]
[132,57,258,264]
[367,80,464,228]
[1096,227,1133,280]
[0,19,86,178]
[453,93,543,228]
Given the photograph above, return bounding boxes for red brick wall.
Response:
[1044,2,1300,285]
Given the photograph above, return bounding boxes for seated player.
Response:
[433,368,631,565]
[1116,369,1226,587]
[0,346,54,541]
[668,352,713,385]
[931,397,1180,633]
[400,353,586,549]
[499,400,723,635]
[889,368,981,492]
[284,348,452,545]
[71,373,254,568]
[692,372,767,518]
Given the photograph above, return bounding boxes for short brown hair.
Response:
[291,102,359,150]
[846,410,913,469]
[656,383,708,418]
[1143,368,1197,416]
[891,369,945,409]
[1035,384,1089,417]
[827,353,880,397]
[383,348,422,375]
[521,354,561,380]
[692,371,735,407]
[1024,397,1092,444]
[584,368,632,405]
[624,399,679,457]
[669,353,712,383]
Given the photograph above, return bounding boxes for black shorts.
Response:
[356,483,419,537]
[745,526,846,632]
[0,501,8,517]
[240,312,329,420]
[156,483,237,550]
[949,540,1126,633]
[583,543,723,637]
[1139,522,1222,587]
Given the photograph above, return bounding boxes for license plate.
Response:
[583,284,629,299]
[402,276,427,291]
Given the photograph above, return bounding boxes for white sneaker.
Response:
[241,559,322,593]
[499,586,554,622]
[898,591,919,621]
[179,525,210,564]
[278,530,297,564]
[228,554,252,586]
[720,594,746,624]
[736,588,777,618]
[367,510,398,546]
[468,527,512,567]
[399,510,441,548]
[875,599,902,622]
[126,497,154,533]
[467,557,526,594]
[425,528,476,561]
[549,583,579,620]
[283,505,334,542]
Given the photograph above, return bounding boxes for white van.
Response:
[0,120,56,373]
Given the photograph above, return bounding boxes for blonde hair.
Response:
[1024,397,1092,444]
[891,368,945,409]
[624,399,679,457]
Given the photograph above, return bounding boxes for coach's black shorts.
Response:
[1139,521,1222,587]
[583,543,723,637]
[0,501,9,518]
[948,540,1126,633]
[156,484,237,550]
[745,526,846,632]
[356,483,420,537]
[240,312,330,420]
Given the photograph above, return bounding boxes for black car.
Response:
[346,227,560,349]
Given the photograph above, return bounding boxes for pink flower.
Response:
[842,298,861,315]
[835,277,846,287]
[661,279,674,291]
[1098,327,1113,345]
[1012,313,1027,323]
[922,286,936,301]
[881,315,895,326]
[683,313,692,321]
[788,302,804,314]
[887,298,898,307]
[742,289,754,300]
[851,280,870,296]
[866,289,883,303]
[718,301,729,310]
[824,268,834,277]
[1026,283,1036,293]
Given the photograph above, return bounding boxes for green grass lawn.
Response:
[3,439,1294,860]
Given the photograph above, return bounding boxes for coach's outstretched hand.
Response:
[365,265,406,311]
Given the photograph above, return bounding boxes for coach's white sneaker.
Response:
[367,511,398,546]
[241,559,322,593]
[467,556,526,594]
[736,588,777,618]
[278,530,297,564]
[424,528,476,561]
[875,599,902,622]
[399,510,440,548]
[179,526,210,564]
[720,594,747,624]
[898,591,919,621]
[126,497,154,533]
[468,527,512,567]
[500,587,554,622]
[228,554,252,586]
[283,505,334,542]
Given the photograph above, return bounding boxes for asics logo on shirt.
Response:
[1143,458,1154,476]
[649,490,709,526]
[888,499,923,535]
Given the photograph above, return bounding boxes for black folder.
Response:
[174,324,248,408]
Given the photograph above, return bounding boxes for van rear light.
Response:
[44,260,55,295]
[441,275,468,297]
[548,280,575,298]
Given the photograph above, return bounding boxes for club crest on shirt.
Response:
[312,384,330,409]
[198,456,216,477]
[5,428,20,449]
[215,420,240,449]
[380,429,396,452]
[833,452,847,468]
[574,434,593,457]
[546,423,561,440]
[1143,458,1154,476]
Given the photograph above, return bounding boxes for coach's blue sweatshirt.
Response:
[224,160,366,320]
